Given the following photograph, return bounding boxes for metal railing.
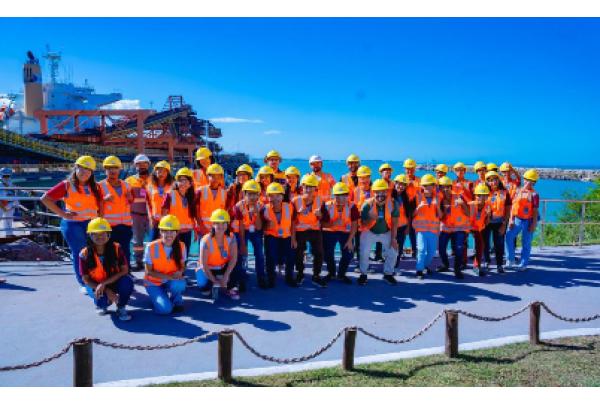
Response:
[538,199,600,249]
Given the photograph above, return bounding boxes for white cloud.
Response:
[101,99,141,110]
[0,97,11,107]
[210,117,264,124]
[264,130,281,135]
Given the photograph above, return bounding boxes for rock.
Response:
[0,238,62,261]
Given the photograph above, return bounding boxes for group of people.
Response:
[39,149,540,320]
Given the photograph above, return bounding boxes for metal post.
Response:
[530,303,541,345]
[579,203,586,248]
[73,341,93,387]
[342,328,357,371]
[205,122,210,154]
[445,311,459,358]
[540,201,546,249]
[218,332,233,382]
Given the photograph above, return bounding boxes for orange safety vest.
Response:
[488,189,507,222]
[80,242,120,283]
[147,184,172,221]
[99,180,132,226]
[354,185,372,211]
[63,181,99,221]
[453,178,474,202]
[201,234,233,269]
[264,203,293,238]
[273,169,287,185]
[232,200,263,233]
[313,172,335,201]
[198,186,226,228]
[394,197,409,228]
[294,195,323,231]
[363,197,393,232]
[473,179,487,189]
[169,189,195,232]
[125,175,148,214]
[287,184,302,202]
[259,191,270,205]
[323,201,354,233]
[413,191,440,234]
[469,201,489,232]
[193,168,209,190]
[441,193,470,233]
[405,176,421,200]
[144,240,185,286]
[341,173,357,201]
[512,188,537,220]
[506,182,518,199]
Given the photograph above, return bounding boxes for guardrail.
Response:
[539,199,600,249]
[0,301,598,385]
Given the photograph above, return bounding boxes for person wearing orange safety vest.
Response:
[452,162,474,202]
[145,160,173,241]
[41,156,104,292]
[143,215,187,315]
[125,154,151,270]
[469,184,492,277]
[403,158,420,259]
[499,162,521,199]
[340,154,360,202]
[412,174,443,279]
[353,165,373,264]
[265,150,287,187]
[193,148,213,190]
[195,163,228,236]
[321,182,359,284]
[505,170,540,272]
[80,217,133,321]
[371,163,395,263]
[358,179,400,286]
[256,165,274,205]
[473,161,487,189]
[434,164,449,201]
[436,177,470,279]
[391,174,416,274]
[292,174,330,287]
[308,155,336,202]
[226,164,253,210]
[284,166,303,203]
[196,209,240,302]
[482,171,512,273]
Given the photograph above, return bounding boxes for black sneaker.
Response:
[383,275,398,286]
[268,278,276,288]
[172,305,185,313]
[454,270,464,279]
[460,264,468,271]
[323,273,334,282]
[497,267,505,274]
[426,267,434,275]
[285,278,299,288]
[436,265,450,272]
[416,270,424,280]
[296,272,305,284]
[478,269,486,277]
[338,275,352,284]
[238,281,247,293]
[358,275,368,286]
[311,276,327,288]
[258,278,269,290]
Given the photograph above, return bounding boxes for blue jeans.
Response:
[264,235,295,280]
[506,217,535,268]
[196,266,239,291]
[395,225,408,267]
[409,227,417,258]
[438,231,466,271]
[110,224,133,267]
[323,231,354,277]
[144,280,187,315]
[234,231,266,280]
[85,275,134,309]
[416,231,438,271]
[61,219,90,286]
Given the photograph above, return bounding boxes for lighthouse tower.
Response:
[23,51,43,118]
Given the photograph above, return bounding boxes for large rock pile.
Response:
[0,238,62,261]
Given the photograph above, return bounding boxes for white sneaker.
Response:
[129,274,138,283]
[116,307,131,321]
[96,307,108,316]
[505,260,516,269]
[224,289,240,300]
[80,286,88,295]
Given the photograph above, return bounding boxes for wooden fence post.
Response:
[73,341,93,387]
[218,332,233,382]
[530,303,541,344]
[445,311,459,358]
[342,328,357,371]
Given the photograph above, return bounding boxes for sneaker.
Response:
[497,266,505,274]
[354,268,361,273]
[476,268,486,277]
[199,288,211,296]
[285,278,299,288]
[426,267,434,275]
[268,278,276,288]
[80,286,88,295]
[454,270,464,279]
[96,307,108,316]
[129,273,138,283]
[323,273,334,282]
[277,264,285,274]
[224,290,240,300]
[116,307,131,321]
[172,305,185,313]
[337,275,352,284]
[482,262,489,271]
[383,275,398,286]
[258,278,269,290]
[436,265,450,272]
[473,268,480,276]
[416,270,424,280]
[505,260,516,269]
[311,276,327,288]
[296,272,305,284]
[238,281,247,293]
[517,265,527,272]
[358,275,367,286]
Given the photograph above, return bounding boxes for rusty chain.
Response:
[0,338,89,372]
[356,310,446,344]
[450,302,534,321]
[539,302,600,323]
[92,331,219,350]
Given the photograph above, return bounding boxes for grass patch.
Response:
[151,335,600,387]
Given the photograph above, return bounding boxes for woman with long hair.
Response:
[483,171,512,273]
[391,174,416,274]
[146,160,173,241]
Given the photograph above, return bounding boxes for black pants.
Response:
[295,229,324,277]
[482,222,506,266]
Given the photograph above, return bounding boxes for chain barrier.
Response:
[2,302,599,372]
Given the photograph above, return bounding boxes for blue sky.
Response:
[1,18,599,166]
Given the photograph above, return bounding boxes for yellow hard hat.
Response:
[207,163,224,175]
[379,163,394,174]
[158,215,180,231]
[435,164,448,173]
[154,160,171,173]
[357,165,372,177]
[523,169,539,182]
[301,174,319,188]
[265,150,282,160]
[438,176,453,186]
[236,164,254,177]
[210,209,231,223]
[474,184,490,195]
[195,147,212,161]
[485,171,499,180]
[403,158,416,169]
[242,180,261,193]
[285,166,300,177]
[487,163,499,172]
[102,155,121,168]
[346,154,360,163]
[473,161,486,171]
[499,162,512,172]
[393,174,409,184]
[420,174,437,186]
[266,182,285,195]
[175,167,194,179]
[75,155,96,171]
[371,179,389,192]
[332,182,350,195]
[453,162,467,170]
[258,166,275,176]
[87,217,112,234]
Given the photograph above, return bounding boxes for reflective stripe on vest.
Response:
[441,193,470,233]
[395,197,408,227]
[147,184,171,221]
[193,169,209,189]
[170,190,194,232]
[100,180,132,226]
[469,202,488,232]
[323,201,353,232]
[512,188,536,220]
[64,181,99,221]
[199,186,226,227]
[264,203,292,238]
[413,191,440,234]
[294,196,323,231]
[81,243,119,283]
[144,240,184,286]
[204,234,232,269]
[314,172,334,202]
[232,200,263,232]
[489,189,507,221]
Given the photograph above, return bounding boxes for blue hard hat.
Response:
[0,168,12,176]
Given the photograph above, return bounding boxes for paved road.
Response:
[2,245,600,386]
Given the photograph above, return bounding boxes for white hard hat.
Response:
[309,155,323,163]
[133,154,150,164]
